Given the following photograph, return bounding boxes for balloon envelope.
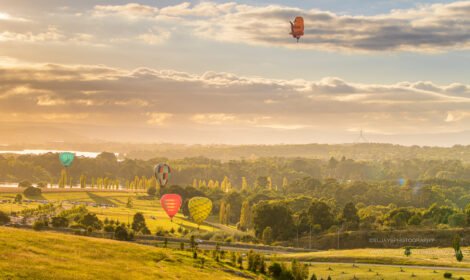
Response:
[188,196,212,225]
[290,16,304,39]
[160,194,182,220]
[155,163,171,187]
[59,152,75,167]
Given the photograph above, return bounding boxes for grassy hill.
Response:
[276,247,470,268]
[0,227,254,280]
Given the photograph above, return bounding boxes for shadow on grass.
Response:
[86,192,116,206]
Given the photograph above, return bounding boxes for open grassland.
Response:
[0,190,216,233]
[276,247,470,268]
[0,227,254,280]
[304,263,470,280]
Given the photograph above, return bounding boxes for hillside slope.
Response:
[0,227,252,280]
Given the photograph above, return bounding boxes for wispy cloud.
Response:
[91,1,470,52]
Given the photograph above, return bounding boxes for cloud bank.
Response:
[0,62,469,139]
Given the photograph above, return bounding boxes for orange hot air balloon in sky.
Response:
[290,16,304,42]
[160,194,182,221]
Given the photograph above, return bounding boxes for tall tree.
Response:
[239,201,252,230]
[225,203,231,225]
[219,200,226,224]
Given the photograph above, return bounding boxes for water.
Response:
[0,149,103,158]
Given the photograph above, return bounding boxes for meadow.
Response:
[0,227,254,280]
[0,189,217,234]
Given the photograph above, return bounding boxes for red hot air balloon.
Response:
[290,16,304,42]
[160,194,182,221]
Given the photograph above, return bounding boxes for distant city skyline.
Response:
[0,0,469,146]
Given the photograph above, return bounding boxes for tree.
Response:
[0,210,10,225]
[342,202,359,230]
[132,212,150,234]
[80,175,87,189]
[51,216,69,228]
[308,201,334,231]
[241,177,249,191]
[449,213,467,228]
[262,226,273,245]
[255,176,269,190]
[253,201,295,241]
[58,169,67,188]
[239,201,252,230]
[404,247,411,257]
[456,249,464,262]
[147,186,157,196]
[18,180,32,188]
[268,262,282,278]
[291,259,308,280]
[114,224,133,241]
[23,186,41,197]
[79,213,102,230]
[14,194,23,204]
[219,200,226,224]
[225,203,231,225]
[126,196,133,208]
[282,177,289,194]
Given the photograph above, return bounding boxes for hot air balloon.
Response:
[155,163,171,187]
[59,152,75,167]
[290,16,304,42]
[188,196,212,226]
[160,194,182,221]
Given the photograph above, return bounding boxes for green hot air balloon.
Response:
[188,197,212,225]
[59,152,75,167]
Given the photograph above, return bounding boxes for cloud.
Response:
[0,62,469,135]
[92,1,470,52]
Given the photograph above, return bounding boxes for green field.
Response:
[0,189,219,234]
[276,247,470,268]
[0,227,254,280]
[304,263,470,280]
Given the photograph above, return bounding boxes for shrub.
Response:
[104,224,115,233]
[36,182,48,188]
[14,194,22,204]
[18,180,32,188]
[114,224,133,241]
[444,272,453,278]
[268,262,282,278]
[33,221,45,231]
[147,186,157,196]
[23,186,42,197]
[0,210,10,225]
[51,216,69,228]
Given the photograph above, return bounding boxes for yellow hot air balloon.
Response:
[188,196,212,225]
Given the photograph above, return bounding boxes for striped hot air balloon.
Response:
[188,196,212,226]
[160,194,182,221]
[154,163,171,187]
[59,152,75,167]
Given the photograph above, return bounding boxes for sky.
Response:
[0,0,469,146]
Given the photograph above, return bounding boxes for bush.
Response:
[0,210,10,225]
[104,224,115,233]
[14,194,22,204]
[51,216,69,228]
[444,272,453,278]
[114,225,134,241]
[36,182,48,188]
[23,186,42,197]
[33,221,45,231]
[147,186,157,196]
[268,262,282,278]
[18,180,32,188]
